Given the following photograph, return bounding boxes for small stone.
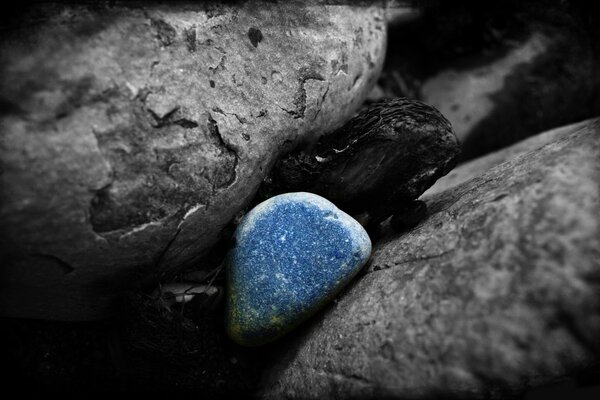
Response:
[226,192,371,346]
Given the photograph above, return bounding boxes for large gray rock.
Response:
[0,2,387,320]
[259,118,600,399]
[424,118,595,197]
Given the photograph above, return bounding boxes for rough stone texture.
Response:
[0,2,387,320]
[424,118,594,197]
[259,119,600,399]
[267,98,460,227]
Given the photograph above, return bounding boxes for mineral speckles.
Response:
[226,192,371,346]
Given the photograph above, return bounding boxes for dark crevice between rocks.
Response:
[156,227,221,284]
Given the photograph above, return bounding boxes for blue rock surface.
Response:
[226,192,372,346]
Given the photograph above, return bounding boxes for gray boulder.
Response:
[0,2,387,320]
[259,118,600,399]
[424,118,595,197]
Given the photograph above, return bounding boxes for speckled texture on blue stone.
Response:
[226,192,371,346]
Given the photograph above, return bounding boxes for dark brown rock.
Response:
[0,2,387,320]
[259,118,600,399]
[266,98,460,226]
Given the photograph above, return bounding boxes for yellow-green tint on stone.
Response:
[225,192,371,346]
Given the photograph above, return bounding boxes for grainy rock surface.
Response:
[259,119,600,399]
[0,2,387,320]
[226,193,371,346]
[424,118,594,197]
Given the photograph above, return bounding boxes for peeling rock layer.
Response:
[0,2,387,320]
[259,119,600,399]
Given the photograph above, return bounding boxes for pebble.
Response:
[226,192,371,346]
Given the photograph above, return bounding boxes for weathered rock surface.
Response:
[267,98,460,227]
[259,118,600,399]
[424,118,594,197]
[0,2,387,320]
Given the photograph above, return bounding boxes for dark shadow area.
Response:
[0,295,265,398]
[375,0,600,161]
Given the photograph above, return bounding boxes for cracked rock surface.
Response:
[0,2,386,320]
[259,118,600,399]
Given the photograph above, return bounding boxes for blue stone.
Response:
[226,192,371,346]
